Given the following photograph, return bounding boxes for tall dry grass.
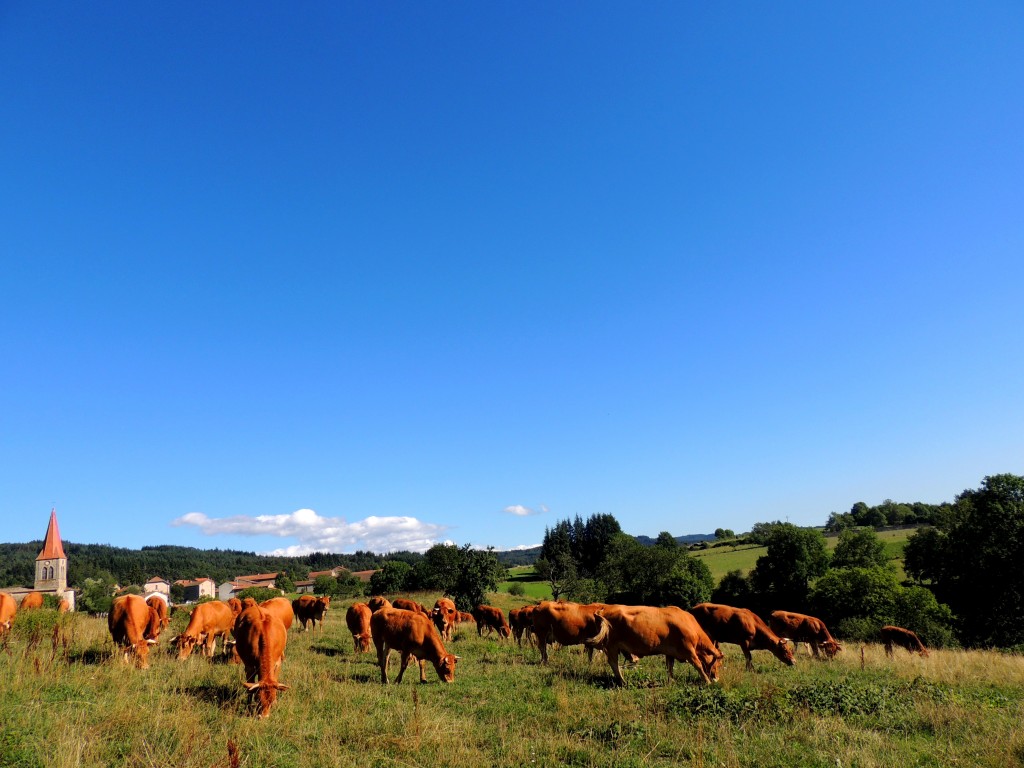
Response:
[1,597,1022,767]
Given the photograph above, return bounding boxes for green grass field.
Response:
[2,592,1022,768]
[691,527,915,581]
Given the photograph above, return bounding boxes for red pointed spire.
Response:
[36,508,67,561]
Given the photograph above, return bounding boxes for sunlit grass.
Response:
[1,597,1021,767]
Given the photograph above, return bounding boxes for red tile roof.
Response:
[36,508,67,561]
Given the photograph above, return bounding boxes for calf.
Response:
[233,605,290,718]
[588,605,723,686]
[881,625,930,657]
[691,603,794,671]
[172,600,237,659]
[769,610,842,659]
[371,606,459,684]
[347,602,373,653]
[508,605,537,647]
[431,598,458,641]
[473,604,511,638]
[108,594,159,669]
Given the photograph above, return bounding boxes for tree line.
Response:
[534,474,1024,650]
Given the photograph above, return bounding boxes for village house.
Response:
[143,576,171,597]
[217,572,281,600]
[173,577,216,602]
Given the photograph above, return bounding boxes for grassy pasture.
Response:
[2,595,1023,768]
[691,528,915,581]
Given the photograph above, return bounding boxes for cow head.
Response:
[821,639,842,659]
[498,625,511,639]
[355,632,372,653]
[368,596,390,612]
[316,596,330,610]
[777,638,795,666]
[174,633,201,660]
[434,653,459,683]
[243,680,290,719]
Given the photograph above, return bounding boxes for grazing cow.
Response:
[769,610,842,659]
[367,596,391,612]
[172,600,237,659]
[233,605,289,718]
[393,598,429,615]
[691,603,795,671]
[57,598,70,614]
[260,597,295,631]
[881,625,930,658]
[346,603,373,653]
[509,605,537,647]
[531,601,609,664]
[291,595,328,632]
[458,611,476,624]
[473,604,512,638]
[144,595,170,642]
[587,605,724,686]
[108,594,159,669]
[0,592,16,638]
[227,598,243,617]
[20,591,44,610]
[371,605,459,684]
[431,598,458,641]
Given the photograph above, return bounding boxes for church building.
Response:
[6,508,75,611]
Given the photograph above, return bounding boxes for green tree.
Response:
[235,586,280,603]
[313,574,339,597]
[447,545,506,611]
[711,569,754,607]
[600,533,713,608]
[275,571,295,593]
[369,561,413,595]
[905,474,1024,647]
[748,523,830,611]
[714,528,735,540]
[831,528,889,570]
[534,553,577,602]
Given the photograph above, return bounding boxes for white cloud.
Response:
[171,509,449,555]
[503,504,548,517]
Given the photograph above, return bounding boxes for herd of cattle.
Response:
[0,589,931,719]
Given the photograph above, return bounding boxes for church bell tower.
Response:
[35,508,68,595]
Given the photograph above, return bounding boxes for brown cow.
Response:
[20,591,44,610]
[509,605,537,647]
[393,598,430,615]
[587,605,724,686]
[367,596,391,612]
[260,597,295,631]
[769,610,842,659]
[371,605,459,684]
[346,603,373,653]
[57,598,70,613]
[691,603,795,671]
[108,594,159,669]
[0,592,17,638]
[881,625,930,657]
[233,604,290,718]
[227,597,243,616]
[431,598,457,641]
[172,600,237,659]
[531,601,609,664]
[292,595,329,632]
[458,611,476,624]
[473,604,512,638]
[144,595,170,642]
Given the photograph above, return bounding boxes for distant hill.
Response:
[633,533,717,547]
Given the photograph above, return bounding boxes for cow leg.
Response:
[884,641,894,658]
[665,656,675,682]
[395,651,414,684]
[741,644,755,672]
[418,658,428,683]
[538,637,549,664]
[810,642,821,659]
[377,646,390,684]
[605,648,626,686]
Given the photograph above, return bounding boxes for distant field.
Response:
[499,565,553,600]
[689,527,915,581]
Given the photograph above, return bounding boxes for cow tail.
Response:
[584,614,611,649]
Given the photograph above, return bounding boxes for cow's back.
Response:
[188,600,236,634]
[261,598,295,630]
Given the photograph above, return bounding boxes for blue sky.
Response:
[2,3,1022,555]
